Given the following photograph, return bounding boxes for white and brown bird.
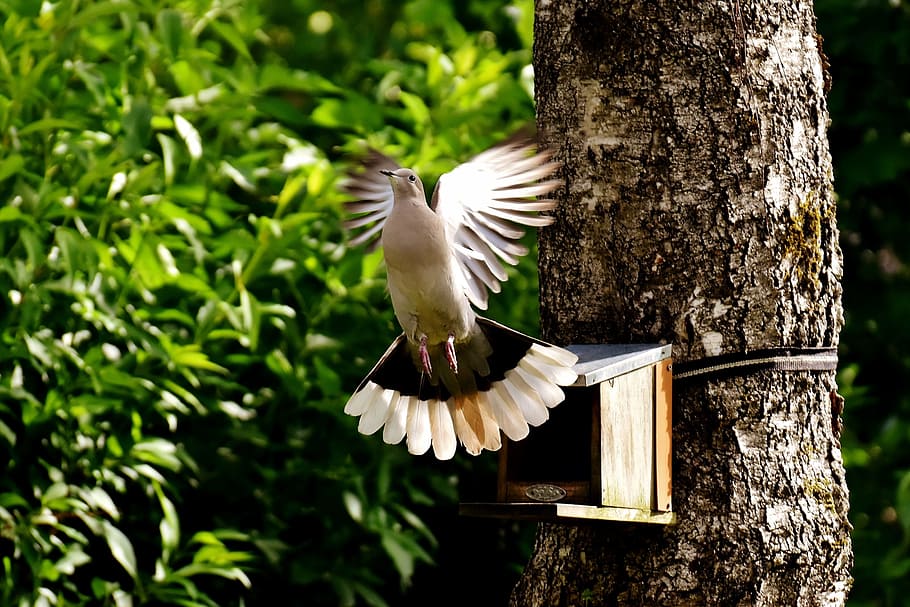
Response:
[342,138,578,459]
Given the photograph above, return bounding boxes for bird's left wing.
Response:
[431,139,561,310]
[341,151,400,249]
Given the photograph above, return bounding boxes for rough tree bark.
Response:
[513,1,852,605]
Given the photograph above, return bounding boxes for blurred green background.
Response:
[0,0,905,605]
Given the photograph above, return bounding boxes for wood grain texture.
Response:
[512,0,852,604]
[599,367,654,509]
[654,359,673,512]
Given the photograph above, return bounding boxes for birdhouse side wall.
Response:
[599,365,655,510]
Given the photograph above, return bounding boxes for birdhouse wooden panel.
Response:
[461,343,675,524]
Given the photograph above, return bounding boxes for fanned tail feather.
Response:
[342,319,578,458]
[428,400,456,460]
[406,399,431,455]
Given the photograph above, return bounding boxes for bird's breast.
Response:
[381,205,449,272]
[382,206,472,342]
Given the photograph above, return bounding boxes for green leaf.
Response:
[343,491,363,523]
[102,521,138,581]
[174,114,202,159]
[312,357,341,397]
[380,534,416,584]
[157,9,184,58]
[84,487,119,519]
[156,483,180,560]
[258,64,342,94]
[169,60,203,95]
[254,96,310,126]
[0,154,24,183]
[277,172,308,213]
[24,334,53,368]
[351,581,391,607]
[310,96,382,131]
[239,289,261,350]
[398,91,430,127]
[0,205,24,223]
[174,563,252,589]
[208,20,252,61]
[896,470,910,536]
[169,344,228,374]
[123,96,153,156]
[17,119,82,136]
[6,0,42,17]
[157,133,178,185]
[132,438,182,471]
[0,492,30,508]
[67,1,139,29]
[54,546,91,576]
[0,420,16,446]
[55,226,98,274]
[116,232,167,289]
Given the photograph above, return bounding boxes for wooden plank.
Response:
[600,366,653,509]
[569,343,672,387]
[654,358,673,512]
[554,503,676,524]
[458,502,677,525]
[590,387,602,505]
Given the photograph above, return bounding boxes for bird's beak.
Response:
[379,169,395,177]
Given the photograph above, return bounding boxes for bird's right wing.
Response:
[430,139,562,310]
[341,151,399,250]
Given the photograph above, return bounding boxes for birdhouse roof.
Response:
[568,344,672,387]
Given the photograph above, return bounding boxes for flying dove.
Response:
[342,138,578,459]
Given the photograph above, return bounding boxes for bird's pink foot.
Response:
[445,333,458,374]
[419,335,432,375]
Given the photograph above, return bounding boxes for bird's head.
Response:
[380,168,425,200]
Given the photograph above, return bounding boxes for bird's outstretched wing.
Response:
[430,139,561,310]
[341,151,399,249]
[342,139,561,308]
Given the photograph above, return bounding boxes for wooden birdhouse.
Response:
[460,344,675,524]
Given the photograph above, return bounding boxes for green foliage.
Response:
[7,0,903,605]
[0,0,538,605]
[816,0,910,604]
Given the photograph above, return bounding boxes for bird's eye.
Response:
[407,174,417,183]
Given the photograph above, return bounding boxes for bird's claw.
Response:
[419,335,432,375]
[445,333,458,374]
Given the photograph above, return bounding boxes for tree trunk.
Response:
[514,1,852,605]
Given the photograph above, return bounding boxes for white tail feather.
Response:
[488,382,530,441]
[345,333,579,457]
[514,365,564,408]
[429,400,456,460]
[475,396,502,451]
[450,396,483,455]
[524,351,579,386]
[501,370,549,426]
[529,343,579,369]
[358,388,395,435]
[382,392,409,444]
[406,400,431,455]
[344,382,381,416]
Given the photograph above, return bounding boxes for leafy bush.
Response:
[0,0,539,605]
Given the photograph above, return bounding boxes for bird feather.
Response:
[515,365,564,408]
[382,392,409,445]
[406,399,431,455]
[358,388,395,435]
[488,382,530,441]
[501,370,549,427]
[428,399,456,460]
